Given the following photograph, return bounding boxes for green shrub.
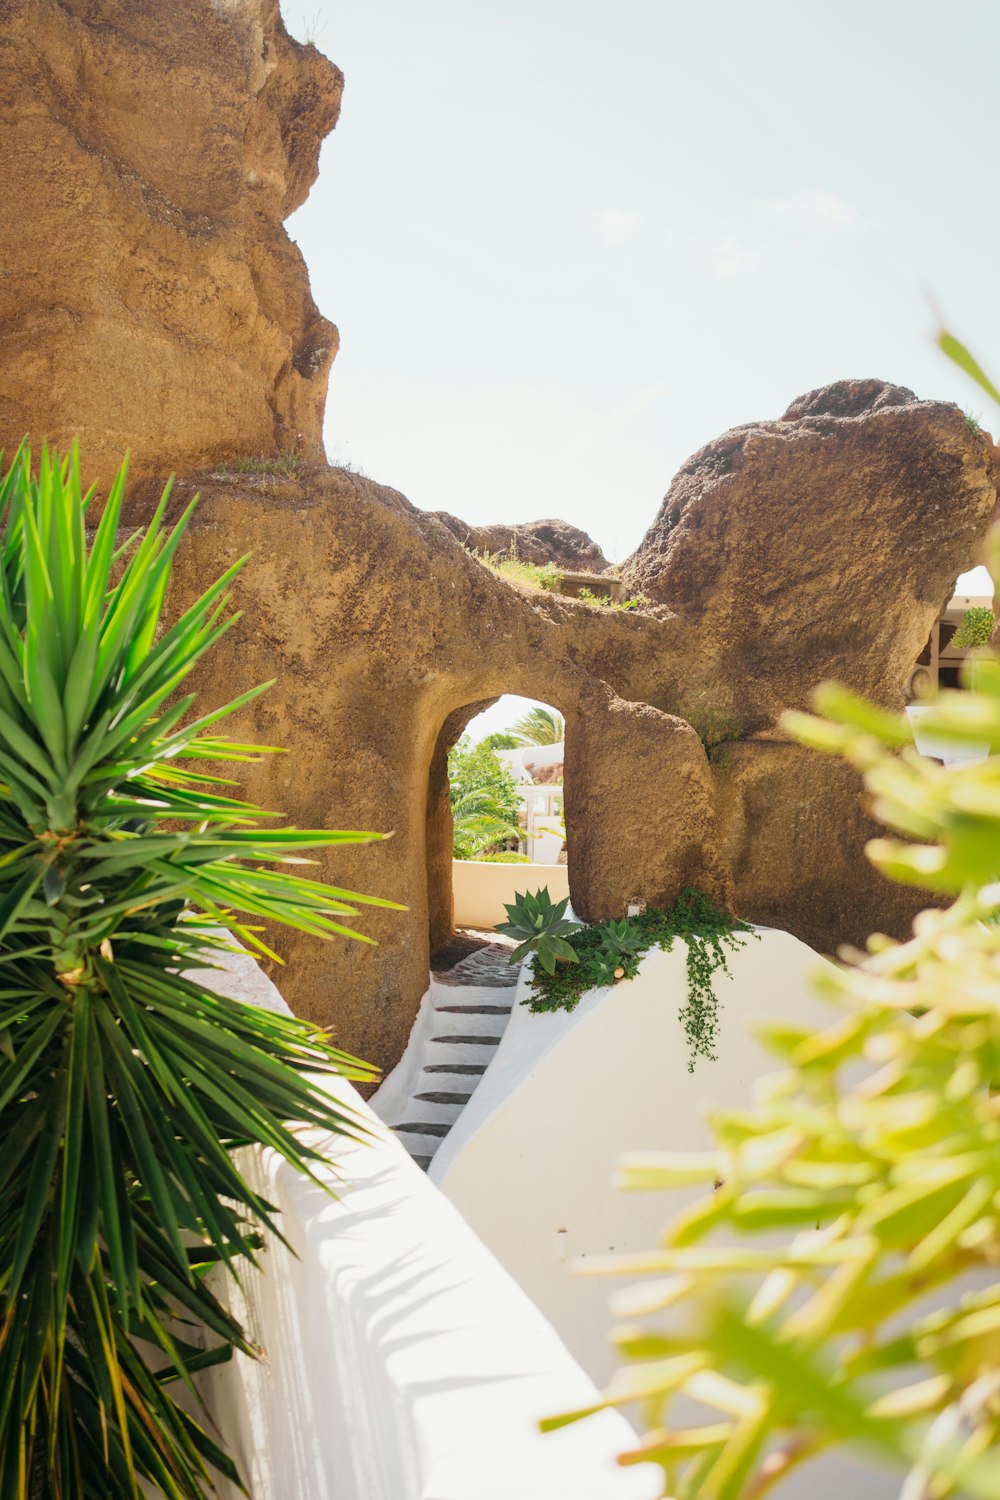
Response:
[469,548,563,593]
[0,444,398,1498]
[577,586,652,611]
[952,603,995,649]
[671,690,743,761]
[525,891,754,1070]
[477,849,533,863]
[496,886,580,974]
[448,736,522,858]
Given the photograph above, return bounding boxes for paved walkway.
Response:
[432,929,520,988]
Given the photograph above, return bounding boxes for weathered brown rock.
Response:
[624,380,998,731]
[5,4,1000,1075]
[713,737,926,954]
[0,0,339,486]
[565,685,732,922]
[429,514,611,572]
[152,389,995,1072]
[159,466,683,1071]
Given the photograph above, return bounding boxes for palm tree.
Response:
[511,706,564,746]
[451,784,522,859]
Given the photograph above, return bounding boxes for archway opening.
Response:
[426,695,569,973]
[909,564,995,700]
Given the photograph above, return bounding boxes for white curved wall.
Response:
[197,952,658,1500]
[432,929,836,1386]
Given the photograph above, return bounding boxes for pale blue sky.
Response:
[281,0,1000,563]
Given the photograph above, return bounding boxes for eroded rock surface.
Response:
[0,0,339,485]
[153,388,995,1070]
[624,380,997,731]
[5,3,999,1075]
[158,465,678,1069]
[430,514,611,572]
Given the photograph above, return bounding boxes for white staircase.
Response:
[370,935,520,1170]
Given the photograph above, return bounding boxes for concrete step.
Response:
[415,1091,472,1105]
[431,1034,501,1046]
[434,1004,513,1016]
[423,1063,489,1075]
[395,1121,451,1138]
[429,1008,508,1036]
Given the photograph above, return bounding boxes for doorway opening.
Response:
[426,694,570,968]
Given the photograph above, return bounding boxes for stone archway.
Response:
[425,693,578,954]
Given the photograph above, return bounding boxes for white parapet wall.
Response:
[427,927,987,1500]
[453,858,569,929]
[432,929,838,1386]
[196,953,659,1500]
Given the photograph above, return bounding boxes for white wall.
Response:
[433,930,837,1385]
[431,931,915,1497]
[197,955,658,1500]
[496,740,565,778]
[453,858,569,928]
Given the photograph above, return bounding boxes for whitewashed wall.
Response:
[430,931,917,1497]
[433,930,837,1383]
[196,953,658,1500]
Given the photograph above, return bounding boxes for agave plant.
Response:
[598,916,644,962]
[0,444,399,1499]
[496,886,579,974]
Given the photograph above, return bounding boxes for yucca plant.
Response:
[0,443,399,1499]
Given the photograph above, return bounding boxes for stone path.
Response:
[431,929,520,989]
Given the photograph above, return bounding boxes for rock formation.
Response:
[0,0,338,486]
[429,515,611,572]
[159,465,727,1069]
[3,3,999,1076]
[155,386,996,1070]
[623,381,995,729]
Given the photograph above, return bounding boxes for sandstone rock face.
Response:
[159,466,682,1071]
[0,0,339,485]
[713,737,925,955]
[565,684,732,923]
[430,514,611,572]
[6,3,1000,1076]
[153,390,994,1071]
[623,381,997,731]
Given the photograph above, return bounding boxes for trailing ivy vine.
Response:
[522,889,756,1070]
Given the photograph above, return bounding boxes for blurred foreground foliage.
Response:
[552,335,1000,1498]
